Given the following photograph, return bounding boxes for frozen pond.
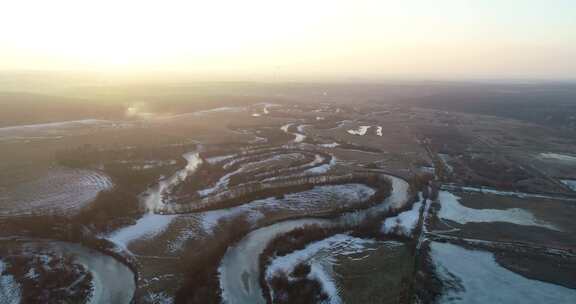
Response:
[430,242,576,304]
[437,191,558,230]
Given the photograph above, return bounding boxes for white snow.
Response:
[297,124,308,133]
[198,166,244,197]
[280,123,292,133]
[438,154,454,173]
[437,191,558,230]
[0,169,113,217]
[257,102,278,115]
[205,154,236,165]
[442,184,574,201]
[219,218,333,304]
[561,179,576,191]
[265,234,377,304]
[0,260,21,304]
[382,201,422,236]
[143,152,202,211]
[218,175,410,304]
[539,153,576,162]
[0,119,115,133]
[430,242,576,304]
[347,126,371,136]
[280,123,307,143]
[107,213,177,250]
[305,156,337,174]
[201,184,375,234]
[192,107,245,116]
[375,126,383,136]
[319,142,340,148]
[108,152,201,250]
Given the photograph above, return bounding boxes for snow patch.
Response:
[108,152,200,250]
[438,191,558,230]
[347,126,371,136]
[319,142,340,148]
[266,234,377,304]
[0,260,21,304]
[107,213,177,250]
[382,201,422,236]
[201,184,374,234]
[561,179,576,191]
[305,156,337,174]
[539,153,576,162]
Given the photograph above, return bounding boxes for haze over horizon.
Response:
[1,0,575,81]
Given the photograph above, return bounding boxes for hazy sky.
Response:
[1,0,575,80]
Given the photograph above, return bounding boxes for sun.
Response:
[0,0,334,70]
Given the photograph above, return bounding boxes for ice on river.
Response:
[108,152,201,250]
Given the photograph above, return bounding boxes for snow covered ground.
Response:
[319,142,340,148]
[437,191,558,230]
[438,154,454,173]
[143,152,202,212]
[0,119,117,134]
[107,152,201,251]
[281,123,307,143]
[0,259,21,304]
[265,234,379,304]
[561,179,576,191]
[200,152,312,196]
[165,183,377,253]
[304,156,337,175]
[219,218,333,304]
[430,242,576,304]
[382,201,422,237]
[218,175,410,304]
[107,213,177,251]
[201,184,375,234]
[442,184,575,201]
[539,153,576,163]
[0,169,113,217]
[347,126,371,136]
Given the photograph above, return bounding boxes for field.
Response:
[1,80,575,303]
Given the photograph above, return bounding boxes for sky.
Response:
[0,0,575,80]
